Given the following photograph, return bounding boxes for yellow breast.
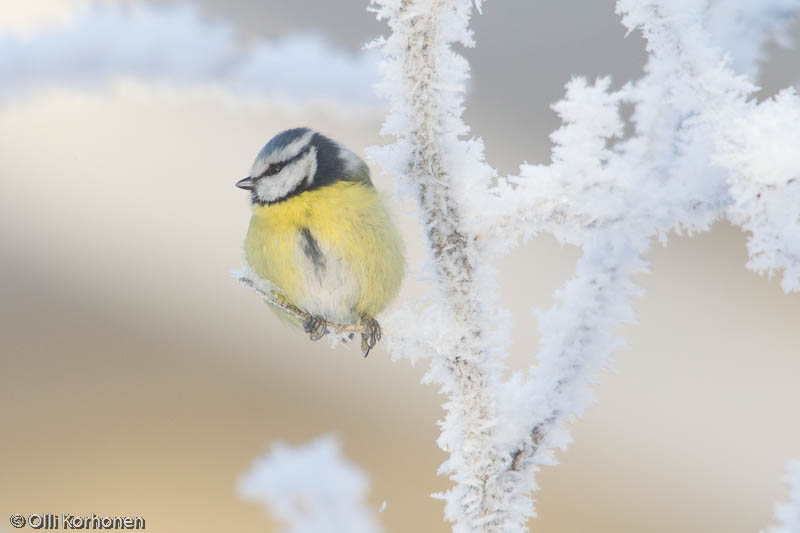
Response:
[244,181,405,323]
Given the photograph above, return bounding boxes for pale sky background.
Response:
[1,1,799,532]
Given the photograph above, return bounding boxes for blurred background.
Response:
[1,1,799,531]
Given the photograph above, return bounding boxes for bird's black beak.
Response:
[236,176,254,190]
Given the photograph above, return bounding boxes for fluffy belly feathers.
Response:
[244,181,404,325]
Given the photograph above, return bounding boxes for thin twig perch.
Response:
[235,272,367,336]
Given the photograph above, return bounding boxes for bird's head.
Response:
[236,127,370,205]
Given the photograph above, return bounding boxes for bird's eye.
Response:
[267,162,284,176]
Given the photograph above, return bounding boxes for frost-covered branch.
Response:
[768,461,800,533]
[369,1,515,530]
[238,435,382,533]
[505,0,800,519]
[369,0,799,531]
[0,3,380,106]
[719,91,800,292]
[619,0,800,292]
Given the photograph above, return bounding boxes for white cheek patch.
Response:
[249,130,315,178]
[336,142,370,183]
[336,143,362,171]
[303,146,319,185]
[255,146,318,203]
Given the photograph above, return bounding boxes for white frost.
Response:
[238,435,382,533]
[769,461,800,533]
[0,2,380,106]
[369,0,800,531]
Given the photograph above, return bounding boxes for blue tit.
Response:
[236,128,405,356]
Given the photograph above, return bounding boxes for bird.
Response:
[236,128,405,356]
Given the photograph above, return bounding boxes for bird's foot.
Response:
[360,315,381,358]
[303,315,328,341]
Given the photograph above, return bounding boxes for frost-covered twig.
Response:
[505,0,800,517]
[618,0,800,292]
[768,460,800,533]
[370,0,517,530]
[238,435,382,533]
[234,266,367,336]
[0,3,380,106]
[369,0,800,531]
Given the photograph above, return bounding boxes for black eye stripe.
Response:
[258,144,313,179]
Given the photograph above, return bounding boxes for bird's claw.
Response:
[360,315,381,358]
[303,315,327,341]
